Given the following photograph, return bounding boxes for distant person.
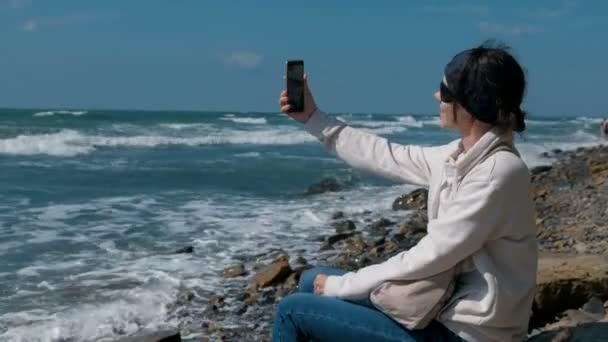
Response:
[601,119,608,138]
[273,42,537,342]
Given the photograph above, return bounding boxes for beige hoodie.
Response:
[304,110,538,342]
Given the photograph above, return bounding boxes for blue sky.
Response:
[1,0,606,116]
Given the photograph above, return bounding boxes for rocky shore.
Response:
[122,145,608,342]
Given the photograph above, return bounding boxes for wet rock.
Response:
[535,188,549,200]
[324,232,355,245]
[344,235,367,254]
[305,177,345,195]
[208,294,225,312]
[582,297,606,316]
[237,287,258,306]
[222,264,247,278]
[392,188,428,211]
[113,331,181,342]
[531,165,553,176]
[331,211,345,220]
[234,304,248,316]
[332,220,356,234]
[250,256,293,288]
[399,210,428,236]
[528,323,608,342]
[367,218,394,236]
[177,290,194,302]
[370,236,386,247]
[173,246,193,254]
[369,218,394,229]
[293,256,308,266]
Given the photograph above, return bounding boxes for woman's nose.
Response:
[434,91,441,102]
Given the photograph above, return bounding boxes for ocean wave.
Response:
[418,116,441,126]
[33,110,88,117]
[397,115,425,128]
[346,115,423,129]
[234,152,261,158]
[574,116,604,124]
[220,117,268,125]
[159,123,213,130]
[360,126,408,135]
[0,130,95,157]
[0,128,316,156]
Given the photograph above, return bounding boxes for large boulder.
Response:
[531,253,608,329]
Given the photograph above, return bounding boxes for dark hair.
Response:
[444,41,527,132]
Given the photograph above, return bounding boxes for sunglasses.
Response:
[439,82,455,103]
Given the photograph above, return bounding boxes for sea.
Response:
[0,108,605,341]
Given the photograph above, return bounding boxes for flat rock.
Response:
[250,256,293,288]
[113,331,181,342]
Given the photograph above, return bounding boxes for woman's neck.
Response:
[460,123,493,152]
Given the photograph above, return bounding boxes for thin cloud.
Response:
[17,12,118,32]
[421,4,490,16]
[479,22,543,38]
[224,51,263,69]
[19,19,37,32]
[536,0,577,17]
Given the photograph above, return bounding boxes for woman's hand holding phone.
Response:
[279,74,317,124]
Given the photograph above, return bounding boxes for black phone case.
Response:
[286,61,304,112]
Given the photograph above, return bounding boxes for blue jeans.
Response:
[272,267,463,342]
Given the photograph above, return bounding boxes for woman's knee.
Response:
[298,268,318,293]
[276,293,310,317]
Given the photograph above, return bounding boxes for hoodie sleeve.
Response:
[323,177,506,300]
[304,109,447,187]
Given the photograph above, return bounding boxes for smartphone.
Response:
[286,60,304,112]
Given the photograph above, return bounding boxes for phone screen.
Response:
[286,60,304,112]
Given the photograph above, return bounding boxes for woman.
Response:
[273,43,537,342]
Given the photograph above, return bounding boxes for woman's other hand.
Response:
[279,74,317,123]
[313,274,327,295]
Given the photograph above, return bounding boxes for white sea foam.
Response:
[234,152,261,158]
[0,286,177,342]
[360,126,408,135]
[397,115,425,128]
[16,260,86,277]
[419,116,441,126]
[33,110,88,117]
[36,281,56,291]
[0,130,95,156]
[0,128,316,156]
[220,117,268,125]
[574,116,603,124]
[159,123,213,130]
